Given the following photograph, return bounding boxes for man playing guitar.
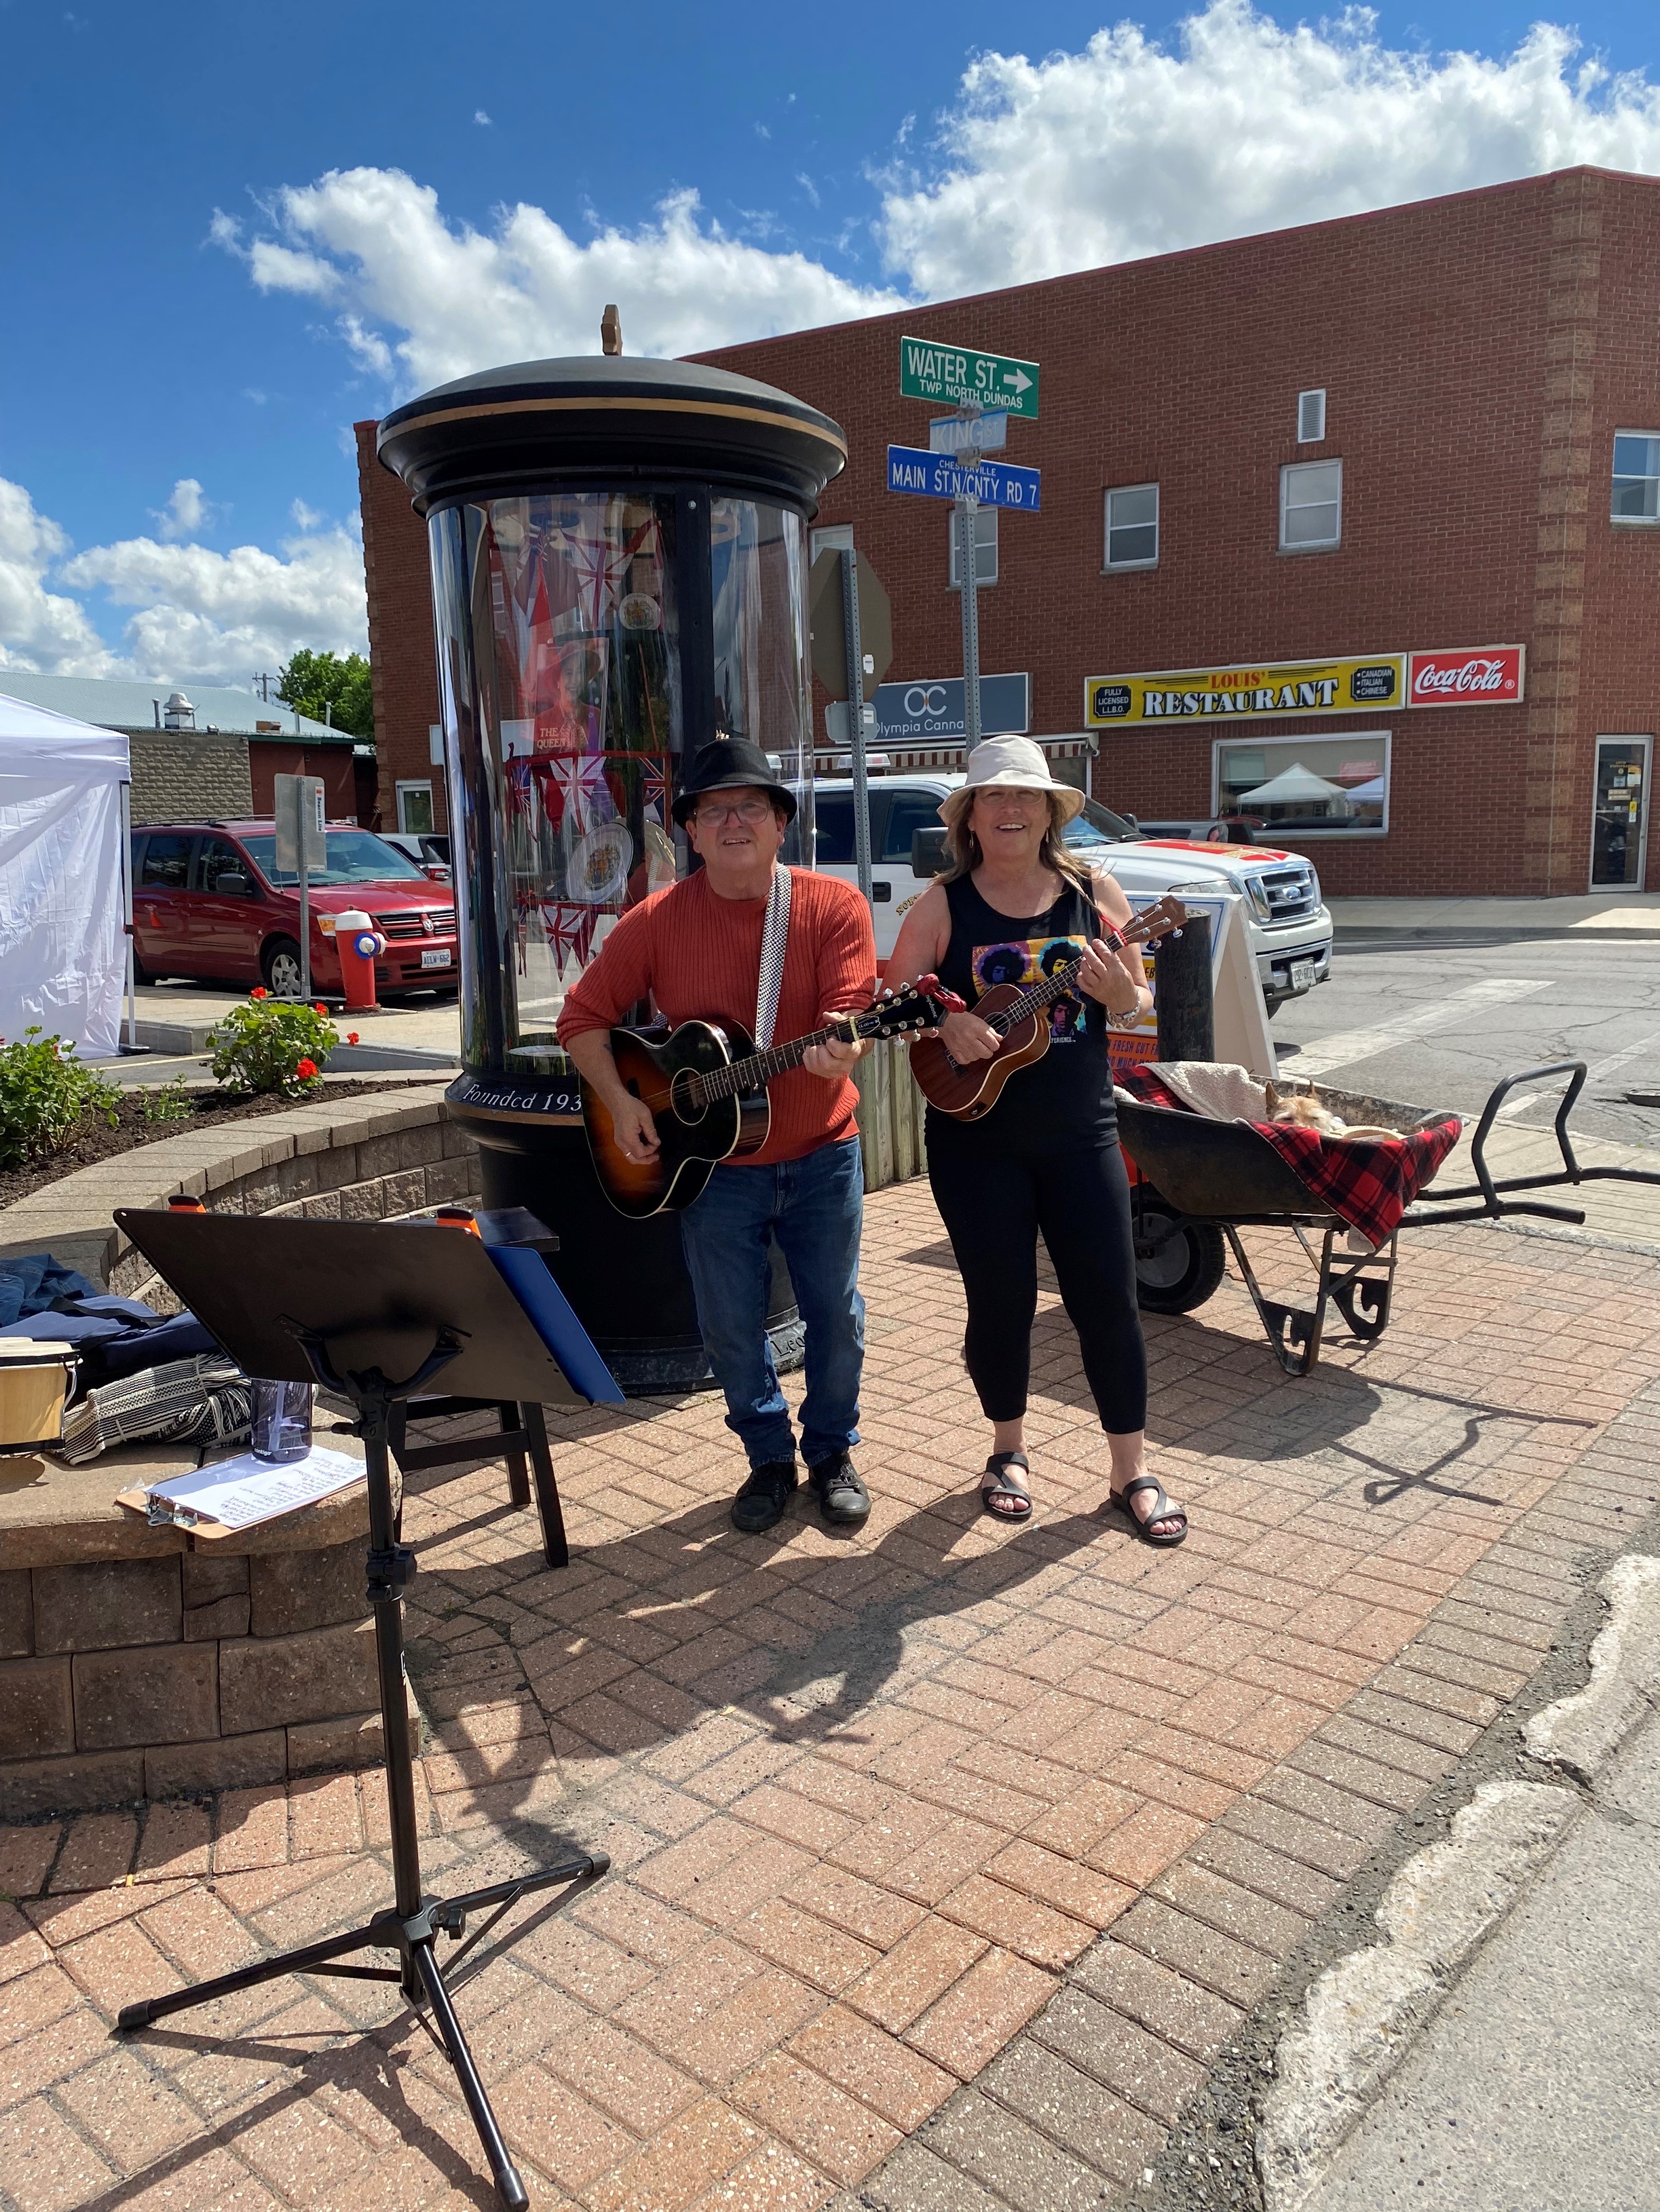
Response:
[559,738,878,1534]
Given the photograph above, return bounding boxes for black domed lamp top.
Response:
[377,354,847,513]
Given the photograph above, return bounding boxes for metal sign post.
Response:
[274,774,327,999]
[840,549,873,903]
[956,492,983,756]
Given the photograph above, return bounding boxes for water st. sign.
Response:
[899,337,1040,417]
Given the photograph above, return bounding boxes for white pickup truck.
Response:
[812,774,1334,1014]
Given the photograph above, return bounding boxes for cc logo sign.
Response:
[903,685,950,717]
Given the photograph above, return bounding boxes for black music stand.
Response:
[109,1207,625,2211]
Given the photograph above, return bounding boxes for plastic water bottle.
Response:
[250,1379,314,1462]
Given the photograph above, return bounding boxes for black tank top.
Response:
[930,873,1115,1147]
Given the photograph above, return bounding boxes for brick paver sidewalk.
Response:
[3,1185,1657,2212]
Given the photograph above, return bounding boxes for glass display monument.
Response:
[378,356,848,1389]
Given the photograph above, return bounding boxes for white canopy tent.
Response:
[0,691,132,1058]
[1237,763,1349,807]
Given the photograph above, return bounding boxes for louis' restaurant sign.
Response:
[1087,655,1406,729]
[1086,645,1527,729]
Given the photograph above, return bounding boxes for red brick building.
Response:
[358,164,1660,896]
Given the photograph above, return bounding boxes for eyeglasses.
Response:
[692,798,775,826]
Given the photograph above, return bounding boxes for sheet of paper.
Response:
[146,1445,364,1531]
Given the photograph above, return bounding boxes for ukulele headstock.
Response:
[1117,895,1189,948]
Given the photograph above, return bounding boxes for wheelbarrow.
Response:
[1120,1061,1653,1377]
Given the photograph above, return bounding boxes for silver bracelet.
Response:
[1106,999,1145,1030]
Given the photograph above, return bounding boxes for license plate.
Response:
[1289,960,1316,991]
[420,948,453,969]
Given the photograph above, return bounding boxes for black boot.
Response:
[731,1460,797,1533]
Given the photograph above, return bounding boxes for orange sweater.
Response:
[557,869,877,1165]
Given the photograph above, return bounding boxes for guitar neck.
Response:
[701,1021,849,1101]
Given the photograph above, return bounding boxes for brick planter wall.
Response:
[0,1086,474,1819]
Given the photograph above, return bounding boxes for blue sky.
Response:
[2,0,1658,683]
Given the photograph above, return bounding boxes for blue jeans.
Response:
[679,1135,865,1473]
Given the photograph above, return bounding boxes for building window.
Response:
[1214,731,1389,838]
[1281,459,1342,551]
[1104,484,1158,569]
[1297,389,1327,442]
[947,506,998,586]
[396,781,435,834]
[810,524,853,561]
[1612,434,1660,522]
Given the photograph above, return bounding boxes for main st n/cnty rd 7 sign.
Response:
[900,337,1040,417]
[887,447,1041,510]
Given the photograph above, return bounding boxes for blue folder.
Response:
[483,1244,626,1407]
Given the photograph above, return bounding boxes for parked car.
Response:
[130,820,459,999]
[381,831,453,879]
[812,776,1332,1014]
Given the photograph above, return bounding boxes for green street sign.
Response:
[900,335,1040,417]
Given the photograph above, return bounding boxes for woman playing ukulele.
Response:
[884,738,1186,1542]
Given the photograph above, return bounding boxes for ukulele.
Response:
[909,896,1190,1121]
[584,978,962,1217]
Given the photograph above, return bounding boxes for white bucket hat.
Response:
[939,734,1085,826]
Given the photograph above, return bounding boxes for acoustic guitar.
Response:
[909,896,1190,1121]
[584,978,962,1217]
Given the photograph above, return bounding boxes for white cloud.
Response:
[216,1,1660,398]
[290,497,324,530]
[474,109,492,127]
[879,2,1660,296]
[0,478,121,676]
[0,473,366,686]
[230,167,904,392]
[151,478,218,540]
[62,527,367,685]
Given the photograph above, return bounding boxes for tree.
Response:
[276,650,375,742]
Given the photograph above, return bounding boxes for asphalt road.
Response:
[1273,932,1660,1147]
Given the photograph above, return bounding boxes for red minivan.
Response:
[130,820,460,999]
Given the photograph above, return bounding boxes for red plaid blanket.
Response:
[1118,1068,1462,1246]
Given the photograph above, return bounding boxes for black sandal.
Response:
[981,1451,1034,1522]
[1110,1473,1187,1547]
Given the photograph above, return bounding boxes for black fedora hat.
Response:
[672,737,798,827]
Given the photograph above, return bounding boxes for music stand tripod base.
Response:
[110,1209,622,2209]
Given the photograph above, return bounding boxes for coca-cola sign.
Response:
[1408,646,1525,706]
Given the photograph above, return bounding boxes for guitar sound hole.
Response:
[670,1067,707,1126]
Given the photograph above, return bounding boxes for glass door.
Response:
[1591,737,1652,889]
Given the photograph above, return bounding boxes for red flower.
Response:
[314,1004,326,1015]
[347,1031,360,1045]
[295,1057,318,1080]
[250,987,268,1000]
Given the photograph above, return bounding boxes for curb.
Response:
[1523,1552,1660,1782]
[1253,1553,1660,2211]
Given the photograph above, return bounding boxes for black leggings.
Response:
[927,1126,1148,1434]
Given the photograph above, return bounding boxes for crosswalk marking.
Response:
[1496,1027,1660,1120]
[1287,977,1551,1079]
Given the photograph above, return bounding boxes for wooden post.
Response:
[1154,914,1214,1062]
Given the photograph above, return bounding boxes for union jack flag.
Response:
[543,753,609,833]
[540,902,595,970]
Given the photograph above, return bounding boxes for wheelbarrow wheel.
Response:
[1133,1201,1226,1314]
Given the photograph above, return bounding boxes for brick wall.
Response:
[357,419,445,833]
[357,165,1660,897]
[128,730,253,826]
[246,738,360,823]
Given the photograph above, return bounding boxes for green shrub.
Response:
[206,992,338,1098]
[140,1074,194,1123]
[0,1028,121,1170]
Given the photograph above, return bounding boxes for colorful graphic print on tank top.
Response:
[972,936,1089,1042]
